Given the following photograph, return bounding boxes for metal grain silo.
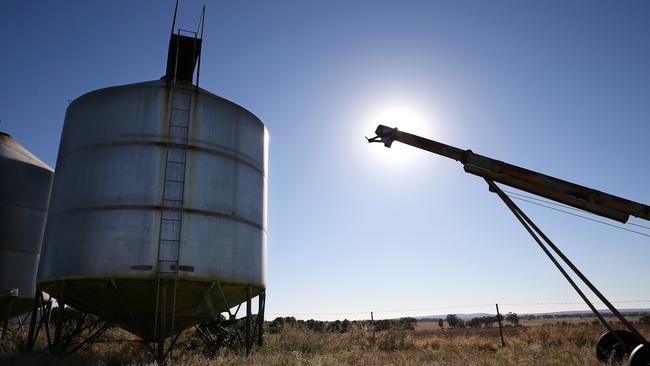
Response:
[37,21,268,346]
[0,132,53,324]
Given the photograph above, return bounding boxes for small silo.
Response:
[0,132,53,322]
[37,25,268,342]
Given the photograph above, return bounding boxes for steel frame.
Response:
[191,288,266,357]
[1,295,31,339]
[486,179,648,355]
[25,287,117,355]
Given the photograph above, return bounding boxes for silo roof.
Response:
[0,132,53,171]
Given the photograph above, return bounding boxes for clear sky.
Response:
[1,1,649,320]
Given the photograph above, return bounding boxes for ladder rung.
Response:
[171,107,190,112]
[170,124,188,128]
[160,212,182,221]
[166,161,186,166]
[161,218,182,222]
[164,178,185,183]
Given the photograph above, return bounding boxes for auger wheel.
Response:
[629,344,650,366]
[596,330,640,364]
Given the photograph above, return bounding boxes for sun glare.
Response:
[361,100,438,168]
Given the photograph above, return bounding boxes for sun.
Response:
[361,100,437,167]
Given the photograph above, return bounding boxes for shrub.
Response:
[376,330,413,352]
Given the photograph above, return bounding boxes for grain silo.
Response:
[36,8,267,355]
[0,132,53,331]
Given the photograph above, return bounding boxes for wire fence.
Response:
[266,299,650,321]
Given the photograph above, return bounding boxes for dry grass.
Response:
[2,321,648,365]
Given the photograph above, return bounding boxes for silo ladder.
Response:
[156,88,192,274]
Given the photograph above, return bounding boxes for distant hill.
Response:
[416,308,650,321]
[525,308,650,317]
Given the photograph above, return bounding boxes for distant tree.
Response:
[467,316,494,328]
[374,319,391,332]
[327,320,341,333]
[296,319,305,327]
[467,317,482,328]
[446,314,461,328]
[269,317,284,334]
[306,319,325,332]
[398,317,417,330]
[505,312,520,326]
[484,316,497,328]
[640,315,650,325]
[438,318,444,329]
[341,319,350,333]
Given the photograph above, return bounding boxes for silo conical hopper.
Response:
[0,132,53,323]
[37,27,267,342]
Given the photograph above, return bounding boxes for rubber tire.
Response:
[596,330,639,363]
[629,344,650,366]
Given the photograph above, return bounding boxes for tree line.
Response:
[443,312,519,329]
[268,312,650,334]
[268,316,417,334]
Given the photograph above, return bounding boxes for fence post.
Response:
[371,311,375,343]
[496,303,505,347]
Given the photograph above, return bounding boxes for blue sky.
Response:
[1,1,649,320]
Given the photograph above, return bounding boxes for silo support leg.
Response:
[257,290,265,347]
[41,293,53,349]
[53,282,66,346]
[245,286,252,355]
[53,299,66,347]
[1,296,12,339]
[157,340,165,365]
[162,330,183,361]
[155,282,168,364]
[26,290,40,350]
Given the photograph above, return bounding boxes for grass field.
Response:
[1,318,647,365]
